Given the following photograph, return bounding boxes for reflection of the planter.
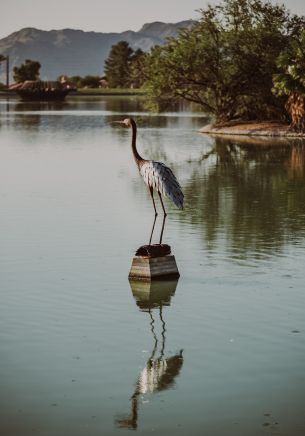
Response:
[130,279,178,310]
[116,279,183,430]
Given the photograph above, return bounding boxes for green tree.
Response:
[273,32,305,132]
[69,76,82,87]
[79,75,101,88]
[129,49,147,88]
[104,41,134,88]
[13,59,41,82]
[144,0,305,123]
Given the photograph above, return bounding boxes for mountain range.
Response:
[0,21,194,83]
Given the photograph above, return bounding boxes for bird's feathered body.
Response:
[116,117,184,214]
[140,161,184,209]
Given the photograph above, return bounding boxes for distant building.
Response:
[60,76,77,90]
[99,79,108,88]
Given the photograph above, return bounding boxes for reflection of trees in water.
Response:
[104,96,145,113]
[7,101,69,130]
[116,280,183,430]
[288,144,305,178]
[14,116,42,129]
[184,137,305,255]
[15,101,69,112]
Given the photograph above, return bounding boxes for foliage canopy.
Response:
[13,59,41,83]
[104,41,146,88]
[144,0,305,123]
[104,41,134,88]
[273,31,305,131]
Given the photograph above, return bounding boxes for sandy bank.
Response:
[200,121,305,138]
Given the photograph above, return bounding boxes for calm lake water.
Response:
[1,96,305,436]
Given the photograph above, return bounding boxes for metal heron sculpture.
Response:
[115,118,184,244]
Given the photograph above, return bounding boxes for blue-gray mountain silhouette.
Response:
[0,21,194,82]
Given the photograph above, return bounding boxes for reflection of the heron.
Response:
[116,279,183,430]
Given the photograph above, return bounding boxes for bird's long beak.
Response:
[109,121,124,125]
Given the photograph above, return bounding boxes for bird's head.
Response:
[111,118,133,128]
[122,118,132,128]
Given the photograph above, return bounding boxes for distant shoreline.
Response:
[0,88,146,98]
[71,88,146,96]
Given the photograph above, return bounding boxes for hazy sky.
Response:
[1,0,305,39]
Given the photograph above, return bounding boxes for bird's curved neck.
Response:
[130,119,143,165]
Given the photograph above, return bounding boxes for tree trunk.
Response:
[286,93,305,133]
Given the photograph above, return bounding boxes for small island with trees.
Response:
[2,0,305,134]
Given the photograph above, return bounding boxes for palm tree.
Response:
[273,32,305,133]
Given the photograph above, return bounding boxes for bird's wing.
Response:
[140,161,184,209]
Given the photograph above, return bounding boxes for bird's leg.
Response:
[158,192,167,244]
[159,213,166,244]
[148,187,158,245]
[149,214,157,245]
[158,192,167,217]
[149,187,158,216]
